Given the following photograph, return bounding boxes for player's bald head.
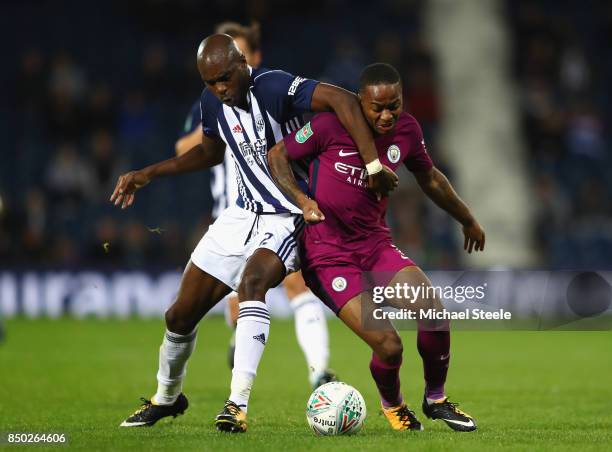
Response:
[197,34,245,72]
[197,33,251,109]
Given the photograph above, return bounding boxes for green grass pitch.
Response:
[1,317,611,451]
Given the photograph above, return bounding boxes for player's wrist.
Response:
[296,193,311,209]
[460,216,476,227]
[142,165,157,181]
[366,158,383,176]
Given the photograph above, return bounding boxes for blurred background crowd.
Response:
[1,0,611,270]
[508,1,612,267]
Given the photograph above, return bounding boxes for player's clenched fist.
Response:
[110,170,151,209]
[462,220,485,254]
[300,198,325,224]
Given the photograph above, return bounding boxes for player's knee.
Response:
[165,306,196,335]
[374,333,403,364]
[238,270,270,301]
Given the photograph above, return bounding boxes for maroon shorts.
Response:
[301,237,416,315]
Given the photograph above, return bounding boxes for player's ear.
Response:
[357,91,366,106]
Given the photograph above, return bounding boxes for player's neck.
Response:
[234,91,250,111]
[235,97,249,111]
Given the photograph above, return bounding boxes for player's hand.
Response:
[301,198,325,224]
[110,170,151,209]
[463,220,485,253]
[368,165,399,199]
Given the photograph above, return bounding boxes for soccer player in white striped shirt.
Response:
[175,22,337,389]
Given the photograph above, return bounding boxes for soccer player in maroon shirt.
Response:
[268,63,485,432]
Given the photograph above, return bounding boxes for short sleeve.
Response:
[179,100,201,137]
[404,120,433,173]
[283,113,333,160]
[255,70,319,119]
[199,89,221,138]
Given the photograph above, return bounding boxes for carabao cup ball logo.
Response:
[306,382,367,436]
[387,145,401,163]
[332,277,347,292]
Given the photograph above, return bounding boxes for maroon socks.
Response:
[417,329,450,401]
[369,352,403,408]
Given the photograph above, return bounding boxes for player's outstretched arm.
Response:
[110,134,225,209]
[310,83,398,197]
[414,167,485,253]
[268,141,324,224]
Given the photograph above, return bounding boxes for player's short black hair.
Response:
[359,63,401,92]
[215,21,261,52]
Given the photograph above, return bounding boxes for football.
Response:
[305,382,367,436]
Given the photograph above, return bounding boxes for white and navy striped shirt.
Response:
[200,67,316,214]
[181,100,238,219]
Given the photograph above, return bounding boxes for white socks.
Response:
[291,292,330,387]
[153,329,197,405]
[229,301,270,412]
[152,295,326,409]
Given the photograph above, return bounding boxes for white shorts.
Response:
[191,205,305,291]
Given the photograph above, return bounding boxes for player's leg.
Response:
[121,261,231,427]
[216,213,306,432]
[284,271,334,388]
[157,262,232,397]
[384,266,476,431]
[226,293,240,327]
[215,247,285,432]
[382,266,450,402]
[338,295,423,431]
[224,292,239,368]
[121,206,249,428]
[232,247,285,406]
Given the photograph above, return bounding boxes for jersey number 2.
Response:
[259,232,273,247]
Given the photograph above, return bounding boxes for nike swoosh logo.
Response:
[442,418,475,427]
[120,421,149,427]
[338,149,359,157]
